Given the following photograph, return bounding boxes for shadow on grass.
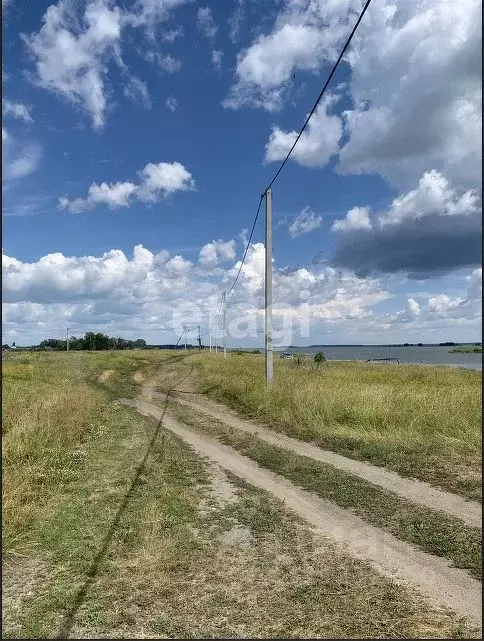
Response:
[55,366,194,639]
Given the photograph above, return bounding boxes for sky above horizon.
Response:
[2,0,482,347]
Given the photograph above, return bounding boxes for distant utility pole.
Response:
[184,327,187,351]
[197,325,202,351]
[66,328,69,352]
[265,188,273,384]
[222,291,227,358]
[209,325,212,353]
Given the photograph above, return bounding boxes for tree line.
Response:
[39,332,147,351]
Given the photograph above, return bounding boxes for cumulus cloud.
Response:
[331,206,371,232]
[199,239,236,269]
[59,161,194,212]
[265,94,342,167]
[2,99,33,123]
[338,0,482,189]
[386,270,482,332]
[197,7,217,40]
[224,2,356,111]
[330,171,482,277]
[229,1,481,193]
[287,207,322,238]
[2,242,480,346]
[22,0,188,129]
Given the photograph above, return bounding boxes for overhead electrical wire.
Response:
[265,0,373,191]
[225,193,264,297]
[221,0,372,303]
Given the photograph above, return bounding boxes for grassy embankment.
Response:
[5,350,474,638]
[450,346,482,353]
[193,353,482,500]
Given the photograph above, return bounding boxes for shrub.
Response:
[314,352,326,367]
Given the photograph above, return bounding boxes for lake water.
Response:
[274,345,482,371]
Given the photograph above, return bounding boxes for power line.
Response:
[226,193,264,297]
[265,0,372,191]
[218,0,372,304]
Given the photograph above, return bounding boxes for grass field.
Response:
[193,353,482,500]
[2,350,479,638]
[450,346,483,353]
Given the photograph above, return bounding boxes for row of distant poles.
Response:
[214,188,273,384]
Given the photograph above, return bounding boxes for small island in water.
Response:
[449,345,482,353]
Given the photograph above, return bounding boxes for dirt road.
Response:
[122,396,482,627]
[149,388,482,529]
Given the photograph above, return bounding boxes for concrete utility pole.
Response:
[198,325,202,351]
[265,188,273,385]
[184,327,187,351]
[222,291,227,358]
[66,328,69,352]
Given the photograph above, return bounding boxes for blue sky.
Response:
[2,0,482,347]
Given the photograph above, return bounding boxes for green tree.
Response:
[314,351,326,367]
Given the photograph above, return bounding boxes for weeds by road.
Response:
[193,353,482,500]
[168,401,482,580]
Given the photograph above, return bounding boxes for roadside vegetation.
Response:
[193,353,482,500]
[4,350,475,638]
[168,401,482,580]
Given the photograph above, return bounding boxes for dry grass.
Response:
[2,350,480,638]
[2,349,180,557]
[192,353,482,499]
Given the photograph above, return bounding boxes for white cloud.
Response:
[123,76,151,109]
[379,171,480,225]
[336,0,483,189]
[228,0,244,44]
[265,94,342,167]
[330,171,482,277]
[161,27,183,43]
[2,130,42,182]
[212,49,223,73]
[59,181,137,212]
[197,7,217,40]
[59,161,194,212]
[2,242,480,346]
[136,161,195,202]
[127,0,188,29]
[144,51,182,73]
[225,2,355,111]
[228,1,481,193]
[23,0,188,128]
[331,206,372,232]
[3,99,34,123]
[23,0,123,130]
[199,239,236,269]
[166,95,178,112]
[288,207,322,238]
